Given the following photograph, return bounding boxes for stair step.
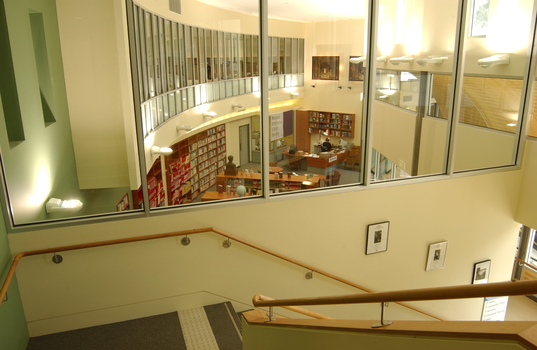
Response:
[177,302,242,350]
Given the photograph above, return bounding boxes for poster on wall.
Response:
[270,113,284,141]
[481,296,508,321]
[349,56,365,81]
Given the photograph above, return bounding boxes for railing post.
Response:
[371,302,392,328]
[265,307,276,322]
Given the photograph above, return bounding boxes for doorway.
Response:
[239,124,250,166]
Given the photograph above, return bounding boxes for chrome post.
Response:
[265,306,276,322]
[371,302,392,328]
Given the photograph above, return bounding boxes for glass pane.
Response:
[184,26,193,85]
[192,27,200,84]
[373,0,460,180]
[206,30,213,82]
[454,0,534,171]
[232,33,239,78]
[245,35,252,77]
[224,32,231,79]
[158,18,167,93]
[172,22,180,89]
[238,34,245,78]
[531,79,537,138]
[145,11,155,97]
[198,28,206,84]
[285,38,291,74]
[178,24,187,87]
[165,20,174,91]
[252,35,259,76]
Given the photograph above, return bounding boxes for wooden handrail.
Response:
[0,227,440,320]
[253,279,537,308]
[255,294,333,320]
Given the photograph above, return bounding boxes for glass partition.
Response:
[453,0,534,172]
[1,0,534,228]
[372,0,460,180]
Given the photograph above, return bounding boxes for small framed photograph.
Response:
[366,221,389,255]
[426,241,448,271]
[473,259,491,284]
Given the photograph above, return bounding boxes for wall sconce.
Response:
[231,103,243,109]
[350,56,366,64]
[176,125,193,131]
[376,56,387,63]
[416,56,447,66]
[290,92,299,98]
[46,198,83,213]
[203,111,217,118]
[477,54,510,69]
[151,146,173,156]
[389,56,414,65]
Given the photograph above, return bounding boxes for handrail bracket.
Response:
[371,302,392,328]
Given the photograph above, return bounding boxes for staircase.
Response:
[26,302,243,350]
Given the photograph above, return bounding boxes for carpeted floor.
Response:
[27,312,186,350]
[26,303,242,350]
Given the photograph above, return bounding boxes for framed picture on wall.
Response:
[425,241,448,271]
[312,56,339,80]
[472,259,491,284]
[349,56,365,81]
[366,221,390,254]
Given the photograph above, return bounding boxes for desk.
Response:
[201,191,251,202]
[216,171,324,192]
[303,151,347,175]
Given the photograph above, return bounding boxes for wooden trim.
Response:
[0,226,439,321]
[243,309,537,350]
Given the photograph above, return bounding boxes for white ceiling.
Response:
[197,0,367,22]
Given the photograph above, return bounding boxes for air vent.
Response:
[169,0,181,14]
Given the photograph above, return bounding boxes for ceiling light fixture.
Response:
[416,56,447,66]
[376,56,387,63]
[176,125,193,131]
[290,92,299,98]
[389,55,414,65]
[231,103,243,109]
[477,54,510,69]
[203,111,217,118]
[350,56,366,64]
[46,198,83,213]
[151,146,173,156]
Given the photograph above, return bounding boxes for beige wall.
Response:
[9,166,523,335]
[243,321,528,350]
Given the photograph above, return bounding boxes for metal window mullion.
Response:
[445,0,469,176]
[125,0,150,215]
[514,0,537,166]
[259,0,270,200]
[362,0,380,187]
